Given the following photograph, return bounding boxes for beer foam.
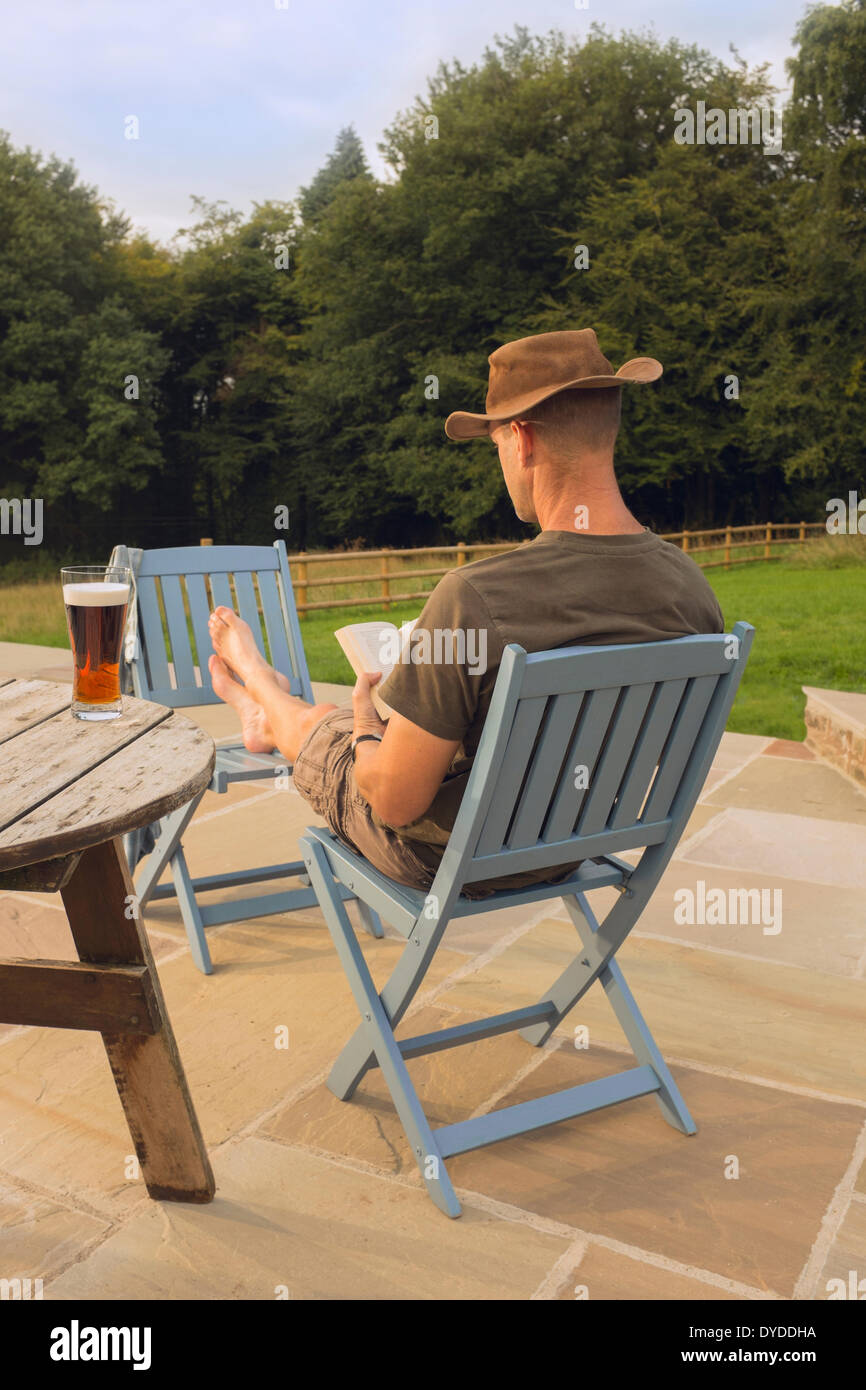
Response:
[63,582,130,607]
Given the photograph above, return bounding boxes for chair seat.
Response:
[304,825,629,937]
[211,744,290,792]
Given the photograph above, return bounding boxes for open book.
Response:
[334,619,418,719]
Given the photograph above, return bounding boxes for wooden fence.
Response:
[202,521,826,617]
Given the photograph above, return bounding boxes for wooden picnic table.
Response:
[0,676,216,1203]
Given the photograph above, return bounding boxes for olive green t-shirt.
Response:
[377,527,725,860]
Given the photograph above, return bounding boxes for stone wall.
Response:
[803,687,866,790]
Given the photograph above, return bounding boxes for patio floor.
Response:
[1,642,865,1301]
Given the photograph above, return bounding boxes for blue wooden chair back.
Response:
[430,625,752,904]
[130,541,313,708]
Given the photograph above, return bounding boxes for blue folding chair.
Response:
[301,623,754,1216]
[126,540,383,974]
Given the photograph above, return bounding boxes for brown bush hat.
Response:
[444,328,663,440]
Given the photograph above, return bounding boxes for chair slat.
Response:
[507,693,583,851]
[541,686,620,843]
[136,577,171,696]
[232,571,266,659]
[520,635,732,698]
[185,573,214,689]
[209,572,234,612]
[275,541,314,702]
[577,682,655,836]
[474,697,548,857]
[609,678,687,829]
[136,546,279,579]
[258,569,295,683]
[641,674,719,822]
[160,575,196,692]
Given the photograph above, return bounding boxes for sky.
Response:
[0,0,806,245]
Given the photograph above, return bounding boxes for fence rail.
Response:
[205,522,827,616]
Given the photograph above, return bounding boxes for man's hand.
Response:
[352,671,388,740]
[350,673,461,828]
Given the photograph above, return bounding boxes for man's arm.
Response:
[351,672,460,828]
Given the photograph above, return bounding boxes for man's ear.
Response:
[511,419,536,466]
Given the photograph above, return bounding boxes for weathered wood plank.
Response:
[0,679,73,744]
[0,716,214,870]
[0,959,160,1034]
[0,698,171,836]
[0,853,81,893]
[61,839,215,1202]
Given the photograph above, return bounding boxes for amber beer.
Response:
[61,566,131,720]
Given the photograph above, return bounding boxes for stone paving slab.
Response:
[0,1181,109,1283]
[619,862,864,977]
[0,1026,152,1219]
[704,756,866,826]
[556,1245,744,1301]
[679,807,866,891]
[437,918,866,1099]
[446,1044,863,1297]
[815,1200,866,1300]
[45,1137,569,1301]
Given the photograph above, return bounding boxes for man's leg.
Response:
[207,608,338,762]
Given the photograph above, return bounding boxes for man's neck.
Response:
[531,452,644,536]
[536,494,645,536]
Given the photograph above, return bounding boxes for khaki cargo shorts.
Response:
[291,707,438,893]
[291,706,582,902]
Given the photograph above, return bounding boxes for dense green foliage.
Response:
[0,7,864,561]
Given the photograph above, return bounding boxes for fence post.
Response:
[682,530,690,553]
[381,552,391,611]
[724,525,732,570]
[799,520,806,543]
[764,522,772,560]
[456,541,467,567]
[296,552,308,620]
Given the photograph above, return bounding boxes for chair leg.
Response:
[599,957,696,1134]
[355,899,385,940]
[304,838,461,1217]
[133,797,202,907]
[522,892,695,1134]
[519,889,640,1048]
[170,846,213,976]
[324,926,435,1101]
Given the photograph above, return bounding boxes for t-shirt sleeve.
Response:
[378,570,503,741]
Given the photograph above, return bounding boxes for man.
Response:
[208,328,724,896]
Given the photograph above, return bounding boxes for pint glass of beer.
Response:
[61,566,132,720]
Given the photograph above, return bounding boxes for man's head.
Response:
[488,386,623,524]
[445,328,661,529]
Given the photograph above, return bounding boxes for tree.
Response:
[298,126,372,226]
[744,0,866,504]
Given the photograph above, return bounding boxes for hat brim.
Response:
[444,357,663,440]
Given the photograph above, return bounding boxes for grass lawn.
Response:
[3,554,864,741]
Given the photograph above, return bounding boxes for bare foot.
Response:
[208,607,270,686]
[208,655,275,754]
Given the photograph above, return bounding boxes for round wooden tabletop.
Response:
[0,677,216,872]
